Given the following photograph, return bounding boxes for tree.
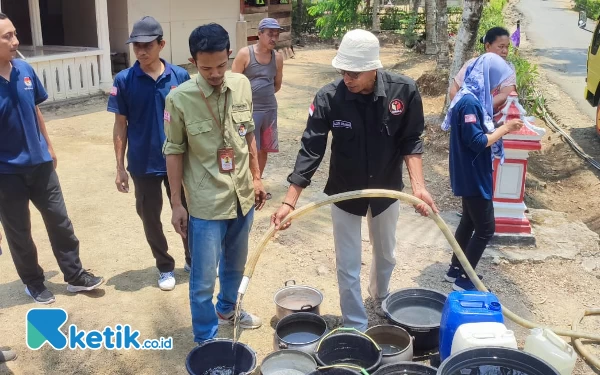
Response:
[446,0,484,102]
[372,0,381,33]
[425,0,437,55]
[412,0,421,14]
[436,0,450,69]
[308,0,363,39]
[449,0,484,78]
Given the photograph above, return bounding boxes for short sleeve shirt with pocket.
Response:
[163,72,255,220]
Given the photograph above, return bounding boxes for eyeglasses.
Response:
[336,69,363,79]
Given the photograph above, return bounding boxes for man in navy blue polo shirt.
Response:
[0,13,104,304]
[108,16,191,291]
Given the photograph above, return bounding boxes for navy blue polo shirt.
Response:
[0,59,51,174]
[107,60,190,176]
[449,95,493,199]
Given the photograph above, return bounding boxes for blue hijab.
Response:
[442,53,515,162]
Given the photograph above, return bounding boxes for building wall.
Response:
[62,0,98,47]
[108,0,129,55]
[126,0,239,66]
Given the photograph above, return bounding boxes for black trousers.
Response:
[0,162,83,285]
[451,197,495,272]
[131,175,190,273]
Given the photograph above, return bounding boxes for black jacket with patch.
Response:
[287,70,425,217]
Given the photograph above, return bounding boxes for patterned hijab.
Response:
[442,53,515,162]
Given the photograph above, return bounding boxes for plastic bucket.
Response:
[372,362,437,375]
[186,339,257,375]
[315,328,382,373]
[437,347,561,375]
[307,367,362,375]
[382,288,447,351]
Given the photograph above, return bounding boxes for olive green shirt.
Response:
[163,72,256,220]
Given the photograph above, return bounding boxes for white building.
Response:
[1,0,291,103]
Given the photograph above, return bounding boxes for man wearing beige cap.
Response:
[271,29,438,331]
[233,18,284,192]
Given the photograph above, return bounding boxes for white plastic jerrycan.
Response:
[451,322,518,355]
[524,328,577,375]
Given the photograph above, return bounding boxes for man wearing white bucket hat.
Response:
[271,29,438,331]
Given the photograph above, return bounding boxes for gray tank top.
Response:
[245,46,278,110]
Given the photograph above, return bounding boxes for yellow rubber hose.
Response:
[572,309,600,370]
[237,189,600,346]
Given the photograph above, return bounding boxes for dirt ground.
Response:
[1,41,600,375]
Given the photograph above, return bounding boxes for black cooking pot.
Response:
[382,288,447,351]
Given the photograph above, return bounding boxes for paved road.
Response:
[518,0,597,120]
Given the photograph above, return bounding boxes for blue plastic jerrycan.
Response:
[439,290,504,361]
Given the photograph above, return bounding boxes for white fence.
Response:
[21,46,104,102]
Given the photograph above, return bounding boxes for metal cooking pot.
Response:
[274,280,324,320]
[260,350,317,375]
[273,312,329,354]
[365,325,414,364]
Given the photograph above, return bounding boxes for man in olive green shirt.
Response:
[163,23,267,343]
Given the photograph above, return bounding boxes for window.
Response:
[592,23,600,55]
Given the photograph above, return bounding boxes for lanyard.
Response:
[199,84,229,142]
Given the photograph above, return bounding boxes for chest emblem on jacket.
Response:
[389,99,404,115]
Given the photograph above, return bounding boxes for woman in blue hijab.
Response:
[442,53,524,291]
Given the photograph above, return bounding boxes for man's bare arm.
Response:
[274,52,284,93]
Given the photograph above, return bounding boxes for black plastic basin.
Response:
[437,347,561,375]
[382,288,447,351]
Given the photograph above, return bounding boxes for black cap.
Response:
[126,16,163,44]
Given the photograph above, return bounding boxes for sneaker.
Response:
[158,271,176,291]
[25,284,55,304]
[0,349,17,362]
[184,262,191,273]
[67,270,104,293]
[453,274,480,291]
[217,310,262,329]
[444,266,462,282]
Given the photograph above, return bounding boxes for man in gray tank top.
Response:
[233,18,284,194]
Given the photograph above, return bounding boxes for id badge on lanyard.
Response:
[200,88,233,173]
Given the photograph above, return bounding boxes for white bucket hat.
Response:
[332,29,383,72]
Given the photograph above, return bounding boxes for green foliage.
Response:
[307,0,363,39]
[474,0,543,113]
[574,0,600,20]
[476,0,507,54]
[508,54,541,114]
[301,1,460,40]
[292,0,317,35]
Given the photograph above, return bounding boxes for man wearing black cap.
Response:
[108,16,191,291]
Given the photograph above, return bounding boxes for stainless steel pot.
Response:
[274,280,324,320]
[260,350,317,375]
[365,325,414,365]
[273,312,328,355]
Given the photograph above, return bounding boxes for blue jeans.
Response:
[188,205,254,343]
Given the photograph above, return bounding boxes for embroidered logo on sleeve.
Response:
[170,85,177,91]
[24,77,32,87]
[464,114,477,123]
[332,120,352,129]
[164,110,171,123]
[309,103,315,117]
[110,86,118,96]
